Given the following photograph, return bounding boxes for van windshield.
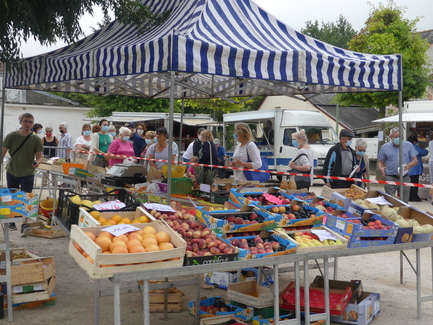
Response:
[302,126,338,144]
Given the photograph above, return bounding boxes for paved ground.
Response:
[1,181,433,324]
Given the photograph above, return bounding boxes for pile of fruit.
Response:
[290,231,343,247]
[198,297,239,314]
[13,252,33,259]
[228,235,284,255]
[148,209,236,256]
[69,195,101,210]
[90,212,151,226]
[73,226,177,266]
[245,194,291,206]
[348,218,392,230]
[268,204,316,220]
[345,187,367,199]
[217,212,265,225]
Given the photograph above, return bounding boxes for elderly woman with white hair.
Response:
[57,122,73,161]
[107,127,134,167]
[354,139,370,189]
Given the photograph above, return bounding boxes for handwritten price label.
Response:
[143,203,175,212]
[103,224,140,236]
[311,229,337,241]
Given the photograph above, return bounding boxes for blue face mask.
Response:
[37,130,42,134]
[392,138,400,146]
[233,133,238,142]
[83,131,91,136]
[109,132,116,137]
[122,136,130,142]
[101,125,109,132]
[154,138,158,143]
[346,140,353,147]
[292,139,299,148]
[356,151,365,156]
[145,139,152,145]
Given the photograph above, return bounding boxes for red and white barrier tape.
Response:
[72,149,433,189]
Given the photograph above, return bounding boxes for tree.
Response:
[335,2,431,116]
[0,0,169,63]
[301,15,357,48]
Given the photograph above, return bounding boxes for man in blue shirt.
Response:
[125,122,146,158]
[407,135,428,202]
[378,127,418,203]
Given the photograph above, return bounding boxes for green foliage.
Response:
[335,1,431,112]
[301,15,357,48]
[0,0,168,63]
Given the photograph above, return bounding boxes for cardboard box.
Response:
[321,186,349,201]
[200,314,247,325]
[312,276,363,304]
[227,281,274,308]
[330,192,352,210]
[26,222,66,238]
[204,268,274,289]
[189,296,254,322]
[344,184,368,200]
[0,189,39,219]
[252,314,294,325]
[10,257,55,286]
[12,276,56,304]
[70,167,95,178]
[330,292,380,325]
[280,281,352,316]
[7,292,56,310]
[229,188,265,208]
[69,221,186,279]
[397,206,433,242]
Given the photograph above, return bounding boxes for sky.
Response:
[20,0,433,58]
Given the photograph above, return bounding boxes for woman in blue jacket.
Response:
[408,135,428,202]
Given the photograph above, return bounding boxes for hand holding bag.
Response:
[243,143,270,183]
[290,153,311,189]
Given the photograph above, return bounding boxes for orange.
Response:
[90,210,100,220]
[102,251,111,254]
[98,231,114,240]
[110,215,122,223]
[128,233,143,242]
[129,245,146,253]
[95,236,112,251]
[131,219,141,224]
[120,217,131,224]
[107,219,117,225]
[142,233,157,240]
[102,221,113,226]
[86,256,95,264]
[110,241,127,252]
[112,235,128,243]
[139,215,150,223]
[73,242,84,254]
[126,239,143,250]
[155,231,170,244]
[131,229,144,236]
[145,244,160,252]
[84,231,96,241]
[142,237,158,247]
[111,246,128,254]
[98,217,106,225]
[142,226,157,235]
[159,242,174,250]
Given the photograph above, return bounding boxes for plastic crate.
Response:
[161,165,186,178]
[157,178,192,195]
[56,189,138,231]
[62,163,85,175]
[210,191,230,204]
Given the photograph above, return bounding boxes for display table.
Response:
[97,241,433,325]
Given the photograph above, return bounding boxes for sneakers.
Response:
[9,223,17,231]
[20,224,30,237]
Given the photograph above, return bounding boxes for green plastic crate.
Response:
[171,178,193,195]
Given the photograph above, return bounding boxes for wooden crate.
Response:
[69,221,187,279]
[26,222,66,238]
[148,287,184,313]
[12,276,56,304]
[78,206,155,228]
[11,257,55,286]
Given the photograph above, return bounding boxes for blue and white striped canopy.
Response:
[6,0,402,98]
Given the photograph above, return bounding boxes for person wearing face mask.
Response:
[193,127,206,157]
[89,119,113,167]
[107,127,134,167]
[125,122,146,158]
[32,123,43,135]
[378,127,418,203]
[74,124,93,159]
[289,129,314,189]
[42,127,58,158]
[57,122,73,161]
[408,135,427,202]
[108,124,117,140]
[323,129,357,189]
[354,139,370,190]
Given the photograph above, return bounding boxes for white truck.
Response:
[222,109,339,178]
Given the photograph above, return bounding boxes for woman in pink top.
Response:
[107,127,134,166]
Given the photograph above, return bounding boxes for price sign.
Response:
[263,193,282,205]
[1,195,12,203]
[93,200,126,210]
[143,203,176,212]
[311,229,337,241]
[102,224,140,237]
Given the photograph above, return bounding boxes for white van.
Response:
[223,109,339,178]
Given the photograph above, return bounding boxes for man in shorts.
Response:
[1,113,43,235]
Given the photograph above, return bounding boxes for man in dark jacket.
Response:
[323,129,357,189]
[193,127,205,157]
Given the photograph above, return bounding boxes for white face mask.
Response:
[198,135,202,141]
[136,129,144,136]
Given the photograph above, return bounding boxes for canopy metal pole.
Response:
[178,98,185,163]
[398,91,404,199]
[166,71,176,202]
[0,67,7,184]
